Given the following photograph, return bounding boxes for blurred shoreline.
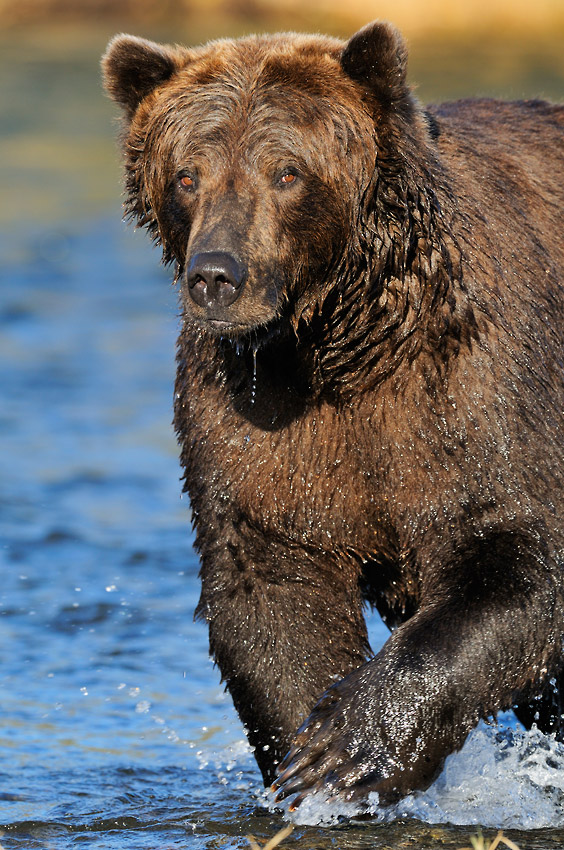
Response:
[1,0,564,39]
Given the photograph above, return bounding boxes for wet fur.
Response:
[103,24,564,805]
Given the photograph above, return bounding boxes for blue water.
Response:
[0,220,261,847]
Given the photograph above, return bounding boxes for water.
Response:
[2,20,564,850]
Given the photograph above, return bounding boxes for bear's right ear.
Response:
[341,21,413,116]
[102,34,187,116]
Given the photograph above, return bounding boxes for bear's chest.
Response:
[211,401,386,555]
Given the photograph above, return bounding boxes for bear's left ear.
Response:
[341,21,412,115]
[102,34,189,117]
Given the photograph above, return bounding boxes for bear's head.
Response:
[103,23,443,347]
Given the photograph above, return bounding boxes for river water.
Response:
[1,20,564,850]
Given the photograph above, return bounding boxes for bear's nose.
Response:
[186,252,246,310]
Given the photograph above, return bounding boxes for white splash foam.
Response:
[390,718,564,829]
[266,715,564,829]
[265,786,365,827]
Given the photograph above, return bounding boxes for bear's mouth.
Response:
[197,311,290,352]
[197,316,265,340]
[193,301,286,341]
[208,319,236,332]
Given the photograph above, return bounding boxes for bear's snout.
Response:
[186,252,247,313]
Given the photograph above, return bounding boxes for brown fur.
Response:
[103,23,564,806]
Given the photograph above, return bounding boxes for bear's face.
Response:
[150,49,377,336]
[103,25,416,340]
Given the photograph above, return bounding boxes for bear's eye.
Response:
[178,172,197,192]
[277,168,299,188]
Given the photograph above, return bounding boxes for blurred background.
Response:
[1,0,564,237]
[0,2,563,848]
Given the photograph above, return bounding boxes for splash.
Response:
[267,716,564,829]
[267,786,362,827]
[391,719,564,829]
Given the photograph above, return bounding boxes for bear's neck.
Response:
[196,178,466,413]
[211,257,460,418]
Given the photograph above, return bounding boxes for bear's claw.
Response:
[272,705,371,807]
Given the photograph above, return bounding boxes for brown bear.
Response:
[102,22,564,808]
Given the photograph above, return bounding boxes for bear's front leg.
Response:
[273,560,560,807]
[196,534,371,784]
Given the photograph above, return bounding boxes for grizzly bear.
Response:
[102,22,564,808]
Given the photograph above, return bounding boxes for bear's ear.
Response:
[102,34,187,116]
[341,21,411,114]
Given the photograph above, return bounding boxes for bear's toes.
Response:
[273,730,397,811]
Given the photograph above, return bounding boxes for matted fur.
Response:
[103,23,564,805]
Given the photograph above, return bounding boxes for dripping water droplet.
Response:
[251,347,257,404]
